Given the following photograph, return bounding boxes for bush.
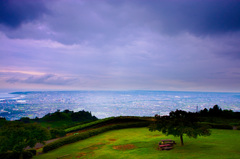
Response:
[209,124,233,130]
[41,109,97,122]
[26,149,36,156]
[0,150,33,159]
[19,117,30,123]
[43,122,150,152]
[50,128,66,139]
[0,152,19,159]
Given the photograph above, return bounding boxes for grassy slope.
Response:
[34,128,240,159]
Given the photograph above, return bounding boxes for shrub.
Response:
[0,150,33,159]
[50,128,66,139]
[209,124,233,130]
[26,149,36,156]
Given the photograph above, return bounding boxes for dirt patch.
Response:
[153,135,161,137]
[109,139,117,141]
[90,143,105,149]
[90,147,99,150]
[76,152,94,158]
[56,154,71,159]
[80,143,105,151]
[113,144,136,150]
[76,152,87,158]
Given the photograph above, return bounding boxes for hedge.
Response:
[43,122,150,153]
[200,122,233,130]
[64,117,115,133]
[209,124,233,129]
[64,116,152,133]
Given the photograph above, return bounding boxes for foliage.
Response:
[26,149,36,156]
[208,123,233,129]
[199,105,239,118]
[0,122,50,153]
[0,117,6,127]
[40,109,97,122]
[50,128,66,139]
[43,122,149,152]
[0,150,34,159]
[19,117,31,123]
[149,110,211,146]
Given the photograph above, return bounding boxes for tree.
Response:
[19,117,30,123]
[0,122,50,158]
[149,110,211,146]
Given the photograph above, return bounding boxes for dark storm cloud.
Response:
[140,0,240,35]
[1,0,240,44]
[0,0,48,28]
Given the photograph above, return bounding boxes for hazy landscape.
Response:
[1,90,240,120]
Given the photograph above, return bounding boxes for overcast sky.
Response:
[1,0,240,92]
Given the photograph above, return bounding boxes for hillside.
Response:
[34,128,240,159]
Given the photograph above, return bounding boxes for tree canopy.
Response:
[0,122,50,153]
[149,110,211,146]
[40,109,97,122]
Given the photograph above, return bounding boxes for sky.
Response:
[0,0,240,92]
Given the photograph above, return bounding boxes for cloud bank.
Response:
[0,0,240,92]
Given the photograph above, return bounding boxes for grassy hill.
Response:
[34,128,240,159]
[1,105,240,159]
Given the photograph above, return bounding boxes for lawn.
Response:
[34,128,240,159]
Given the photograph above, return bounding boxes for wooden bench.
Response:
[162,147,172,150]
[158,139,176,150]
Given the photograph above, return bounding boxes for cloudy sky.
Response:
[1,0,240,92]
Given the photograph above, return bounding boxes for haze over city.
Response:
[1,0,240,92]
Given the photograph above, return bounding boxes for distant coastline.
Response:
[1,90,240,121]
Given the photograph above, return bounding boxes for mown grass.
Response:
[34,128,240,159]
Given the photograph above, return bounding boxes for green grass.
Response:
[34,128,240,159]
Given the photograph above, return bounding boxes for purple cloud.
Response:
[6,73,77,86]
[0,0,240,92]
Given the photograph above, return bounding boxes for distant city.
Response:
[1,90,240,120]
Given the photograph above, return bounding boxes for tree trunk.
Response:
[180,135,184,146]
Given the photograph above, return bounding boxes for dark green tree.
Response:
[149,110,211,146]
[19,117,30,123]
[0,122,50,158]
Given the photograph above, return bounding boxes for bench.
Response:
[159,144,171,148]
[162,147,172,150]
[158,139,176,150]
